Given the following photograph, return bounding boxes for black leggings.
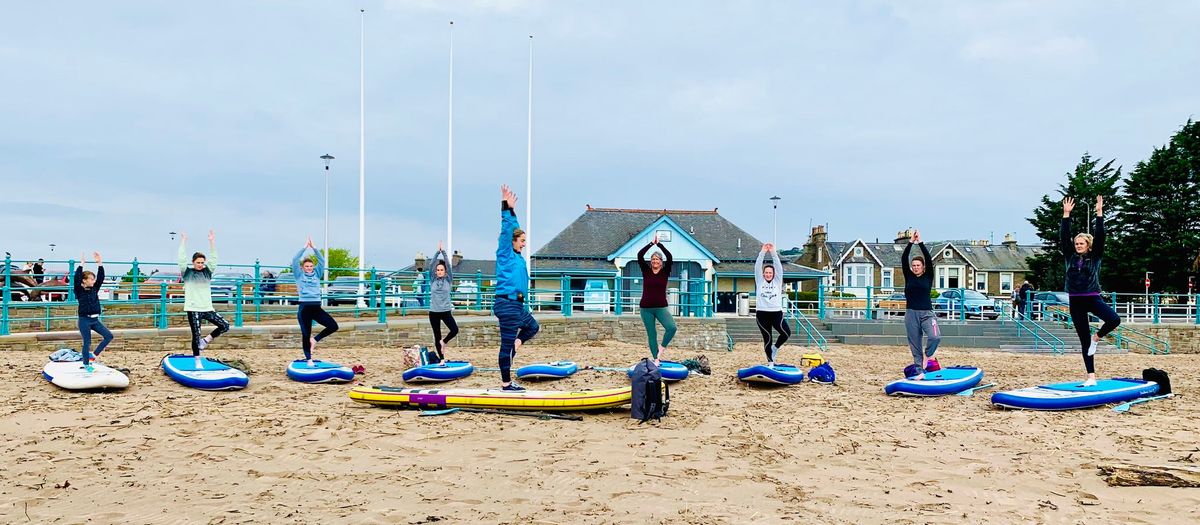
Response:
[755,310,790,361]
[298,303,339,360]
[1068,295,1121,374]
[428,311,458,361]
[187,311,229,356]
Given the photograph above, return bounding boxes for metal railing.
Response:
[1,255,716,335]
[1042,308,1170,355]
[786,299,828,351]
[815,285,1008,321]
[999,308,1065,354]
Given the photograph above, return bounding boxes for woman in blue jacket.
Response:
[493,185,539,391]
[292,236,339,365]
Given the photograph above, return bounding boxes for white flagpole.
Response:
[357,8,366,307]
[446,21,455,265]
[525,35,534,278]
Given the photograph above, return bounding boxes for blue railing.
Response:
[1,255,715,335]
[1042,308,1170,355]
[786,299,828,351]
[999,308,1065,354]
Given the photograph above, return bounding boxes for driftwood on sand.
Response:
[1098,463,1200,488]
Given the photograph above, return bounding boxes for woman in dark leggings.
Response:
[754,243,788,363]
[638,236,676,364]
[427,241,458,363]
[292,237,339,365]
[1061,196,1120,386]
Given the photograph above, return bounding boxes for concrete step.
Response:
[836,335,1009,348]
[997,344,1125,354]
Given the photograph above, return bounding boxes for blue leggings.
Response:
[493,297,540,383]
[78,316,113,365]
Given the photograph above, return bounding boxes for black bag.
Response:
[630,358,670,423]
[1142,368,1171,395]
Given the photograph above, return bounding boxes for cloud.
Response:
[961,35,1094,64]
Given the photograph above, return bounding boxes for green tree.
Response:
[1110,120,1200,293]
[325,248,361,279]
[1024,153,1123,289]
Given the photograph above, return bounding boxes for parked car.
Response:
[1029,291,1069,320]
[327,276,365,306]
[933,289,1000,320]
[872,292,907,317]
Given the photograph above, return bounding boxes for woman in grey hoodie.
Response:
[293,236,338,365]
[428,241,458,363]
[754,243,789,363]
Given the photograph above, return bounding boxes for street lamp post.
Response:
[321,154,335,305]
[169,231,177,241]
[48,243,56,253]
[769,196,781,247]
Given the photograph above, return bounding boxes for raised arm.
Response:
[206,230,218,271]
[74,264,85,293]
[771,249,783,279]
[901,242,914,278]
[178,235,189,272]
[637,242,653,271]
[1091,196,1105,257]
[658,243,673,271]
[292,247,308,276]
[496,186,519,264]
[755,248,766,278]
[919,242,932,270]
[95,253,105,285]
[1060,197,1075,257]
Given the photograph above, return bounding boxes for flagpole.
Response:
[446,21,455,264]
[357,8,367,308]
[525,35,534,279]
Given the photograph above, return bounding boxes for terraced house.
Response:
[794,225,1043,297]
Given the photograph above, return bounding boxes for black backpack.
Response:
[1143,368,1171,395]
[630,358,670,423]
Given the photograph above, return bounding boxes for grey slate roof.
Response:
[535,207,765,262]
[713,261,827,277]
[398,259,495,276]
[835,241,1043,271]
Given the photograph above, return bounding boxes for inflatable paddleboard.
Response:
[516,361,579,380]
[737,363,805,385]
[884,366,984,396]
[161,354,249,391]
[991,378,1158,411]
[627,361,690,382]
[349,385,631,411]
[402,360,474,383]
[42,361,129,390]
[286,359,355,384]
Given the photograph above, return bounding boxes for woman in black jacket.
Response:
[1061,196,1120,386]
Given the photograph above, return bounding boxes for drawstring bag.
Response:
[808,362,836,384]
[903,364,921,378]
[800,353,825,368]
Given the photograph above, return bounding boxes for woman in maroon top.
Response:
[638,236,675,363]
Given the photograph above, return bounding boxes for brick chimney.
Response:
[800,225,829,267]
[1003,233,1018,249]
[414,252,427,272]
[894,228,912,244]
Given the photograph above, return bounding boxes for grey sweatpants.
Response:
[904,309,941,371]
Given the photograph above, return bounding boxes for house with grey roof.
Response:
[533,206,828,314]
[795,225,1043,297]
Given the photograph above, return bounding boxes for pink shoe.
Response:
[925,358,941,372]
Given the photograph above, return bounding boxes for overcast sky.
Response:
[3,0,1198,269]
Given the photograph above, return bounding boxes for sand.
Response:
[1,340,1198,524]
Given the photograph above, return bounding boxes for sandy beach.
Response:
[2,340,1197,524]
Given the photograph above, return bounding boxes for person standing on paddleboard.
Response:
[427,240,458,363]
[1061,196,1120,387]
[902,229,941,380]
[493,185,539,391]
[75,251,113,372]
[180,230,229,367]
[754,243,789,364]
[292,236,338,366]
[637,235,676,365]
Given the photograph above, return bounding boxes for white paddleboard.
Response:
[42,361,130,390]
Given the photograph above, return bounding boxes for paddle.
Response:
[1113,393,1175,413]
[419,407,583,421]
[955,383,996,396]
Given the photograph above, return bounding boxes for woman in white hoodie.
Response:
[754,243,789,364]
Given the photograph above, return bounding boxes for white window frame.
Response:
[1000,272,1014,293]
[853,246,864,258]
[843,263,873,288]
[936,266,964,289]
[881,268,894,290]
[974,271,989,292]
